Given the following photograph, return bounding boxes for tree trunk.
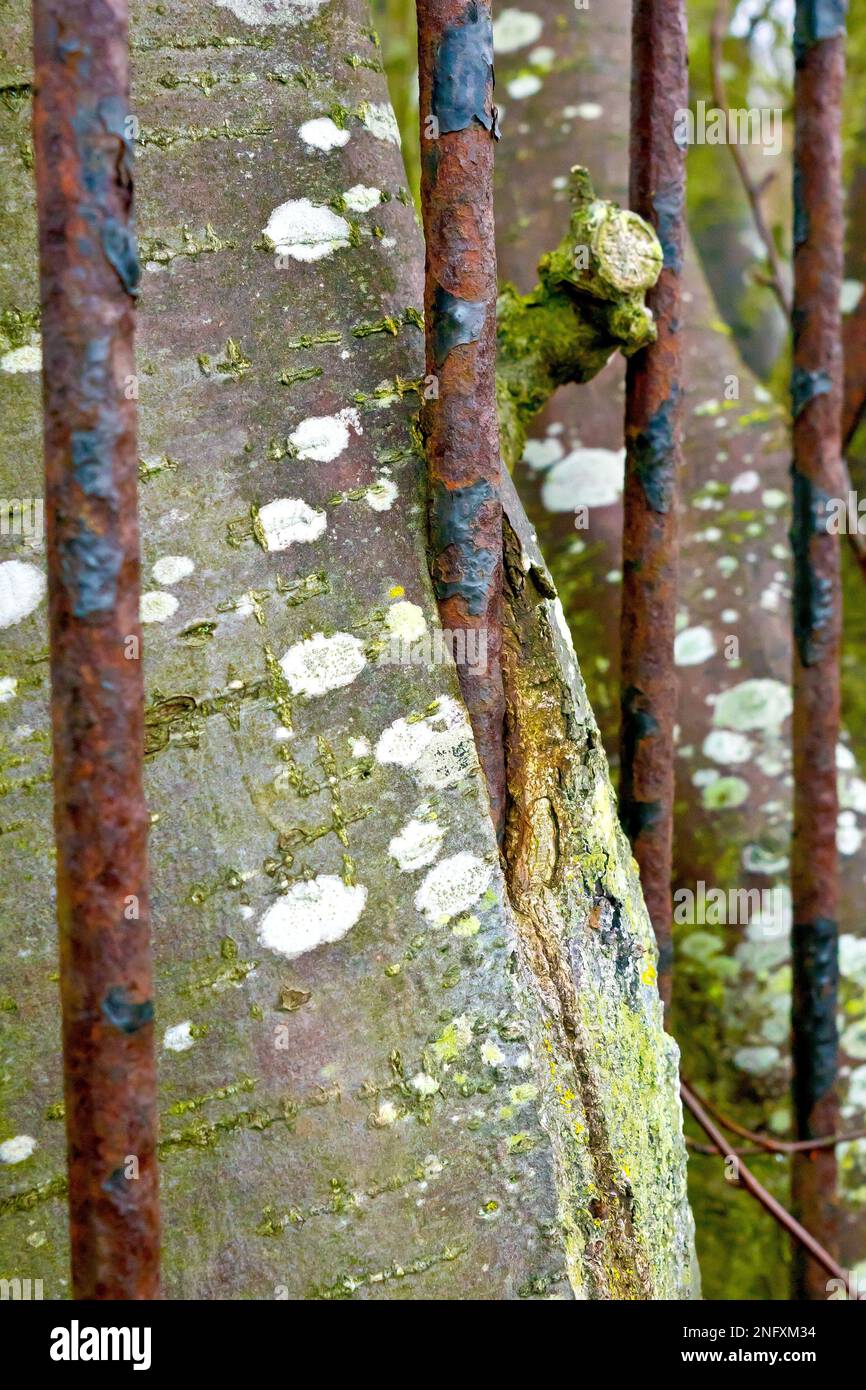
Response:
[0,0,695,1298]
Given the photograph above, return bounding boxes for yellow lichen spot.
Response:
[388,585,405,598]
[641,963,657,986]
[590,778,617,849]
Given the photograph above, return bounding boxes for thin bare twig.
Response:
[710,0,791,317]
[681,1079,846,1284]
[683,1078,866,1155]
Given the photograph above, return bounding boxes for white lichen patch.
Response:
[762,488,786,509]
[140,590,179,624]
[279,631,366,697]
[262,198,351,262]
[299,116,351,151]
[373,1099,398,1126]
[733,1046,780,1076]
[1,342,41,373]
[841,1019,866,1061]
[362,102,401,145]
[409,1073,440,1098]
[152,554,195,585]
[215,0,328,25]
[385,600,427,643]
[541,447,625,511]
[289,407,361,462]
[846,1065,866,1110]
[349,736,371,758]
[529,45,555,68]
[0,1134,37,1164]
[257,497,326,550]
[701,775,749,810]
[343,184,382,212]
[258,875,367,960]
[674,625,717,666]
[838,821,862,856]
[492,8,543,52]
[388,816,444,873]
[0,560,45,629]
[414,852,494,923]
[375,696,479,790]
[522,436,564,470]
[507,74,543,99]
[702,729,753,765]
[163,1021,194,1053]
[840,934,866,987]
[713,679,792,735]
[366,475,398,510]
[0,676,17,703]
[568,102,603,120]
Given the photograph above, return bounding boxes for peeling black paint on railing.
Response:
[794,0,848,58]
[791,365,832,418]
[790,469,835,666]
[429,478,499,614]
[431,286,486,366]
[632,392,681,513]
[651,184,685,274]
[792,917,840,1112]
[431,2,497,135]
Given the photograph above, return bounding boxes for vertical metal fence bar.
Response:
[417,0,505,836]
[620,0,688,1011]
[32,0,160,1298]
[790,0,846,1303]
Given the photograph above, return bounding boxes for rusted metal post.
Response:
[789,0,846,1303]
[417,0,505,835]
[32,0,160,1298]
[620,0,687,1010]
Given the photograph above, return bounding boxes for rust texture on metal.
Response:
[32,0,160,1298]
[789,0,846,1302]
[417,0,506,835]
[620,0,688,1009]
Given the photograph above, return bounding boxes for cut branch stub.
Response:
[496,165,662,472]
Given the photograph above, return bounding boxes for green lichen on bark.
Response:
[501,474,696,1298]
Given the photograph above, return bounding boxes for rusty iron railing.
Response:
[32,0,160,1298]
[620,0,688,1011]
[789,0,847,1302]
[417,0,505,836]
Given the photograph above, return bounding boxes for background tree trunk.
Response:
[0,0,695,1298]
[484,0,866,1298]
